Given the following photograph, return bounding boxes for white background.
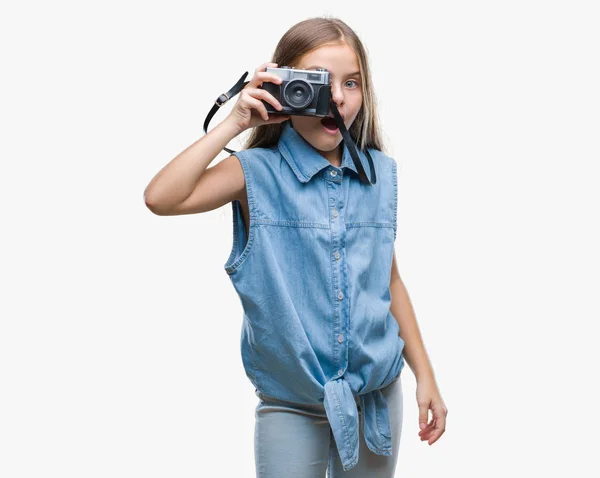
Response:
[1,1,599,476]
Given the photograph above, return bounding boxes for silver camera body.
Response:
[259,66,332,117]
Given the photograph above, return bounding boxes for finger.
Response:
[418,404,429,430]
[250,71,284,90]
[418,420,436,439]
[424,406,446,445]
[418,415,435,430]
[420,423,438,441]
[248,87,284,111]
[244,94,270,121]
[255,70,284,86]
[429,409,446,445]
[250,62,278,87]
[256,62,278,73]
[259,62,278,70]
[248,88,283,110]
[427,419,445,445]
[418,405,439,438]
[244,86,283,112]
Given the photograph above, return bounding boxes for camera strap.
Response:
[203,71,377,185]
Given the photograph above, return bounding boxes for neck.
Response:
[320,143,343,168]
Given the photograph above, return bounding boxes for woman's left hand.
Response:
[416,377,448,445]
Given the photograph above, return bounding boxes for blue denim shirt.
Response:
[224,121,405,471]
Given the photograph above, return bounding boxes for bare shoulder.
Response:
[213,153,246,203]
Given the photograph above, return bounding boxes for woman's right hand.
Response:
[225,62,291,134]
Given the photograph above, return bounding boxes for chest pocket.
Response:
[253,155,332,226]
[344,154,397,229]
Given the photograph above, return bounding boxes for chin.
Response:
[310,130,343,151]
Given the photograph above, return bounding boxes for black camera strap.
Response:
[203,71,376,185]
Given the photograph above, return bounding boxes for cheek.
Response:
[354,93,363,109]
[348,99,362,116]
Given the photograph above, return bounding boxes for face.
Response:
[289,43,363,165]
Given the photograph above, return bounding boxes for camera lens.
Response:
[283,79,314,110]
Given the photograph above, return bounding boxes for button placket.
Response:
[328,166,347,379]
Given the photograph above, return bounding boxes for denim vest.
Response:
[224,121,405,471]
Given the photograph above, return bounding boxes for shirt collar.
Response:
[277,121,359,183]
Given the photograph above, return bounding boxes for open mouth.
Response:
[320,116,339,132]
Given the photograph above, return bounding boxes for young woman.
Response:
[144,16,447,478]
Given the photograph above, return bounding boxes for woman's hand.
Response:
[416,376,448,445]
[225,62,291,134]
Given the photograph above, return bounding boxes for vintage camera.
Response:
[259,66,332,117]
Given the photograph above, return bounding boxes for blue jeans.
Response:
[254,375,403,477]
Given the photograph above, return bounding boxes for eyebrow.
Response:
[305,65,361,77]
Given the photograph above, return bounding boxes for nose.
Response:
[330,85,344,108]
[329,98,344,119]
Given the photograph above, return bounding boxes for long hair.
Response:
[241,16,388,155]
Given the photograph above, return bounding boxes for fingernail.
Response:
[420,423,426,429]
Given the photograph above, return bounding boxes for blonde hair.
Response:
[241,16,388,155]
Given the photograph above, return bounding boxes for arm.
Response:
[143,118,244,216]
[389,247,435,382]
[389,246,447,445]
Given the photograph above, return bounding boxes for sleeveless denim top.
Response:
[224,121,406,471]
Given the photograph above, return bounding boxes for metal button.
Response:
[334,251,340,260]
[333,209,338,218]
[338,368,344,376]
[338,334,344,343]
[337,290,344,300]
[330,169,337,177]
